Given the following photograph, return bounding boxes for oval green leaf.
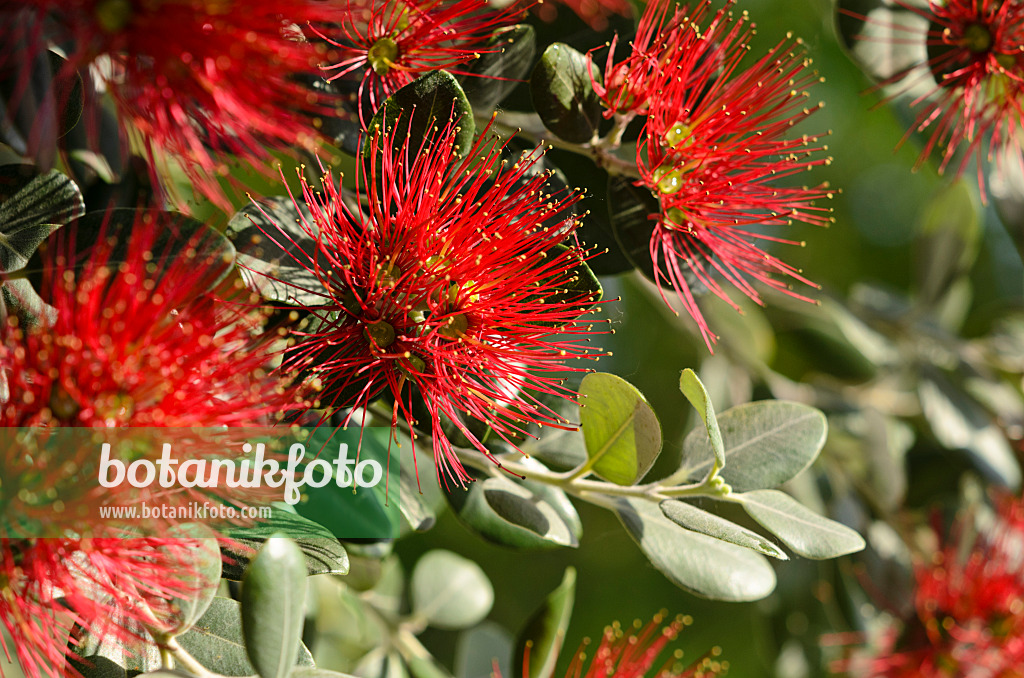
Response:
[241,537,308,678]
[410,550,494,630]
[616,498,776,601]
[363,71,475,159]
[178,597,313,677]
[736,490,866,559]
[578,372,662,485]
[659,500,787,560]
[530,43,603,143]
[679,400,827,492]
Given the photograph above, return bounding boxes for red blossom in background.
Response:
[601,0,833,349]
[314,0,519,126]
[252,122,605,487]
[847,497,1024,677]
[508,615,725,678]
[850,0,1024,196]
[0,537,207,678]
[3,0,338,210]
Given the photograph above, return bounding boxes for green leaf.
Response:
[223,508,349,580]
[679,369,725,474]
[446,474,580,549]
[679,401,827,492]
[735,490,866,559]
[293,670,360,678]
[0,166,84,272]
[918,372,1021,488]
[659,500,788,560]
[67,620,160,678]
[616,498,776,601]
[410,550,494,630]
[399,467,437,532]
[177,597,314,677]
[455,622,513,678]
[513,567,575,678]
[242,537,308,678]
[1,277,56,331]
[226,196,325,306]
[363,71,475,159]
[530,43,604,143]
[163,536,222,637]
[460,25,537,111]
[915,181,981,308]
[578,372,662,485]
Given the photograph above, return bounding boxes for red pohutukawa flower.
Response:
[314,0,519,126]
[1,212,297,429]
[851,0,1024,196]
[4,0,337,209]
[509,614,725,678]
[0,537,210,678]
[0,213,298,678]
[254,122,605,487]
[847,497,1024,676]
[599,0,833,349]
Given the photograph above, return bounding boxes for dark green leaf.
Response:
[679,369,725,473]
[0,167,84,272]
[736,490,866,559]
[617,498,776,601]
[679,401,827,492]
[363,71,475,159]
[177,597,313,677]
[410,550,493,630]
[513,567,575,678]
[224,507,349,580]
[578,372,662,485]
[914,181,981,308]
[530,43,603,143]
[460,25,537,111]
[242,537,308,678]
[607,175,684,287]
[226,197,324,306]
[659,499,787,559]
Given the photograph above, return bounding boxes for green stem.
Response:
[163,636,221,678]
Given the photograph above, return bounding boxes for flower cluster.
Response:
[255,121,605,487]
[857,0,1024,194]
[591,0,833,348]
[315,0,520,126]
[853,497,1024,676]
[0,211,298,678]
[4,0,338,209]
[514,614,725,678]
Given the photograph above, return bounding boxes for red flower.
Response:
[314,0,518,126]
[851,497,1024,677]
[5,0,336,210]
[254,122,605,487]
[0,212,299,678]
[606,0,833,349]
[0,537,208,678]
[850,0,1024,196]
[1,211,297,429]
[511,615,725,678]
